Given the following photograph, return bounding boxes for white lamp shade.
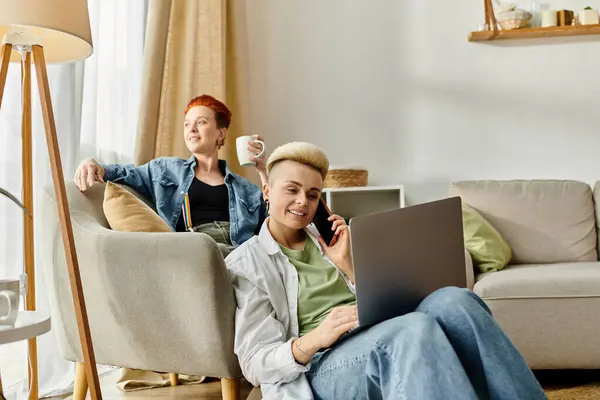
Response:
[0,0,93,63]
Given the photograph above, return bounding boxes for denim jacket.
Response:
[101,156,266,246]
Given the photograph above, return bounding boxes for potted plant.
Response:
[579,6,599,25]
[0,186,30,216]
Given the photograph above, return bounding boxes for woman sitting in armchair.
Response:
[73,94,266,255]
[226,141,546,399]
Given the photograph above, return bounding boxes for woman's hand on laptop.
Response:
[314,305,358,347]
[294,304,358,363]
[318,215,355,283]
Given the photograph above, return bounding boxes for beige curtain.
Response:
[134,0,251,178]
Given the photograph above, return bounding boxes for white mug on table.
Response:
[236,135,265,167]
[0,279,20,326]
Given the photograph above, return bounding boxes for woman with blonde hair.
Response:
[73,94,266,254]
[226,141,546,399]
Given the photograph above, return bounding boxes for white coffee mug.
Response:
[236,135,265,167]
[0,279,20,326]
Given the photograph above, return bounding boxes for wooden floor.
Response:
[44,368,600,399]
[49,370,255,400]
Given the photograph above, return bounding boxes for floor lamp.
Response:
[0,1,102,399]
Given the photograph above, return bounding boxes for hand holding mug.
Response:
[236,135,266,169]
[249,135,267,173]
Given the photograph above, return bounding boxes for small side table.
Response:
[0,311,51,399]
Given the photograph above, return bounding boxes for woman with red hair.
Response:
[74,94,267,255]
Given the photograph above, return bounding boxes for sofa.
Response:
[451,179,600,370]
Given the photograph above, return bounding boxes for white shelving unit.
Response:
[322,185,405,220]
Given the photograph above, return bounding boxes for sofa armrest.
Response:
[43,211,241,378]
[465,248,475,290]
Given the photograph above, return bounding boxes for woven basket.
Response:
[324,168,368,188]
[498,18,530,30]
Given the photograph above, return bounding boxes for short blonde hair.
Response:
[267,142,329,181]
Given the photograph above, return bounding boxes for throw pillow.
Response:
[462,202,512,273]
[103,182,171,232]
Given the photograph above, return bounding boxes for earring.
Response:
[264,199,270,213]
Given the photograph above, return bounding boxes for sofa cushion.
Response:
[451,180,597,264]
[103,182,171,232]
[481,290,600,369]
[462,202,512,273]
[473,262,600,298]
[474,262,600,369]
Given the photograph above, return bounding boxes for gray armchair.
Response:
[40,182,243,400]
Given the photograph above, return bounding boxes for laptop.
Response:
[348,196,467,329]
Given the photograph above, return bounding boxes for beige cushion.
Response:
[103,182,171,232]
[474,262,600,298]
[451,180,597,264]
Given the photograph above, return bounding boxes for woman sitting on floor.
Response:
[73,94,266,255]
[225,141,547,399]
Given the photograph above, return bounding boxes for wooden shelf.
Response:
[469,24,600,42]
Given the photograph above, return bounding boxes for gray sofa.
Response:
[41,182,243,399]
[451,179,600,369]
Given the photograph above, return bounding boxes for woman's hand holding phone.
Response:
[327,214,347,246]
[318,214,355,284]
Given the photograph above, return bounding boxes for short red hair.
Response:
[185,95,232,129]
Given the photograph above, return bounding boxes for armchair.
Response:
[40,182,243,400]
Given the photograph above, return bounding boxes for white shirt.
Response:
[225,219,355,400]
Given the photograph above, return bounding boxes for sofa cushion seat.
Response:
[473,262,600,369]
[474,262,600,299]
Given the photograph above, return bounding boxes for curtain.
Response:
[0,0,147,398]
[134,0,252,179]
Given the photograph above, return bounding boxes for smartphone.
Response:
[313,197,336,246]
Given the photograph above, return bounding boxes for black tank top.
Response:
[176,177,230,231]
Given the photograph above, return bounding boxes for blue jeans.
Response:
[306,287,546,400]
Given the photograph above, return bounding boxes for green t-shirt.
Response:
[280,238,356,336]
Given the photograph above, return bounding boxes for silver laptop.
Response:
[349,196,467,329]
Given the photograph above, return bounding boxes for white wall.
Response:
[245,0,600,204]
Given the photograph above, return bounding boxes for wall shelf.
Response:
[469,23,600,42]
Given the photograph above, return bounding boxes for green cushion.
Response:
[462,202,512,273]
